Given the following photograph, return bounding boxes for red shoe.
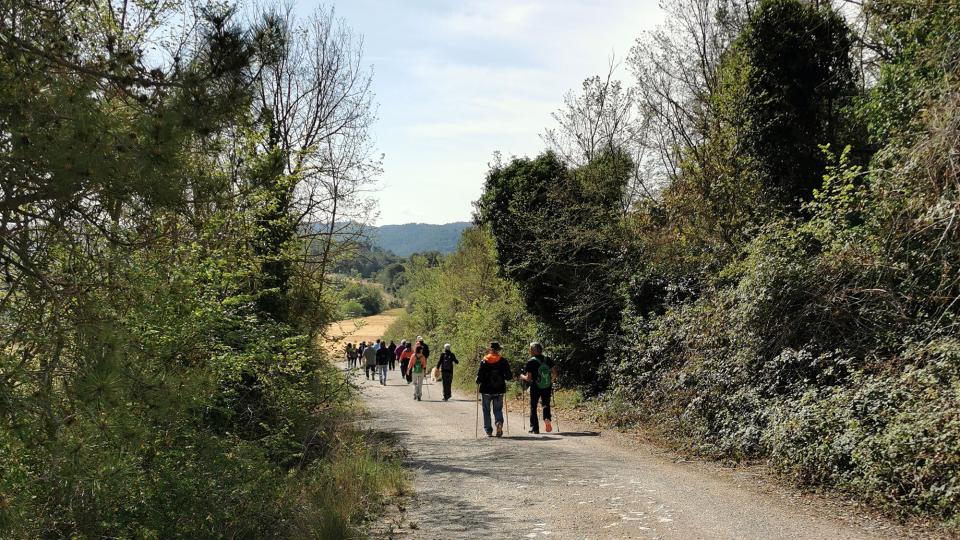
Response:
[544,419,553,433]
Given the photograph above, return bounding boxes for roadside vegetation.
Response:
[0,2,405,537]
[393,0,960,525]
[385,227,537,390]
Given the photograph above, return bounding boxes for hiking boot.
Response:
[495,423,503,437]
[485,431,493,437]
[544,419,553,433]
[528,428,539,434]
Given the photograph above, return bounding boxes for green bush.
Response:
[338,282,387,317]
[340,299,367,319]
[0,235,407,537]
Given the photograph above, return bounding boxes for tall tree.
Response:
[737,0,860,205]
[478,151,631,387]
[542,61,651,212]
[628,0,756,191]
[250,6,380,329]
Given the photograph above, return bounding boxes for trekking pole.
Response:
[475,385,480,439]
[504,390,510,435]
[522,386,527,430]
[554,400,560,433]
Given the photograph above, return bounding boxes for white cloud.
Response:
[310,0,665,224]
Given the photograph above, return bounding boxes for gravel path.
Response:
[349,364,902,540]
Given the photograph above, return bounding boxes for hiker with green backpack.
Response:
[518,342,557,434]
[410,345,428,401]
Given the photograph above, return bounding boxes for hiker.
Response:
[410,345,428,400]
[344,342,353,366]
[395,339,407,374]
[519,342,557,434]
[435,343,458,401]
[363,340,377,380]
[387,340,397,371]
[356,341,366,370]
[399,341,413,383]
[376,339,391,385]
[416,336,431,360]
[476,341,512,437]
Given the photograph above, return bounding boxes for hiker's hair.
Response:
[489,341,501,351]
[530,342,543,354]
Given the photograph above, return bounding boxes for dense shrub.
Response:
[338,281,388,317]
[0,2,402,536]
[0,226,406,537]
[604,80,960,517]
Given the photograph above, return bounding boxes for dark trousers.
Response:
[441,371,453,400]
[389,357,396,370]
[365,364,376,378]
[529,386,552,432]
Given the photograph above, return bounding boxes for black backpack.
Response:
[485,362,505,391]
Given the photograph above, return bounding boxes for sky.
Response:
[304,0,665,225]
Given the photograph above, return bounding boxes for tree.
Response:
[250,5,381,324]
[478,151,630,387]
[628,0,756,191]
[542,61,651,211]
[0,2,390,535]
[737,0,861,205]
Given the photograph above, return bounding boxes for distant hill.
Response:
[371,222,470,257]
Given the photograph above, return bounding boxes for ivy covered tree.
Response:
[736,0,862,205]
[478,151,631,387]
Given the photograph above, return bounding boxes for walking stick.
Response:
[504,390,510,435]
[475,385,480,439]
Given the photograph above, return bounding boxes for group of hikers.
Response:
[345,336,452,400]
[345,338,558,437]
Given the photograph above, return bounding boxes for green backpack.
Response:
[532,356,552,390]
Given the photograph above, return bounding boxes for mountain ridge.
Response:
[370,221,470,257]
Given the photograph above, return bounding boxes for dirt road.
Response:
[324,309,403,357]
[336,314,906,539]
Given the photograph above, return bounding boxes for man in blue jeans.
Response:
[476,341,513,437]
[376,339,390,385]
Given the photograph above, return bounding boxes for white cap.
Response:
[444,343,451,351]
[417,335,423,341]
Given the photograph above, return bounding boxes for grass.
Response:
[552,388,584,409]
[284,428,409,539]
